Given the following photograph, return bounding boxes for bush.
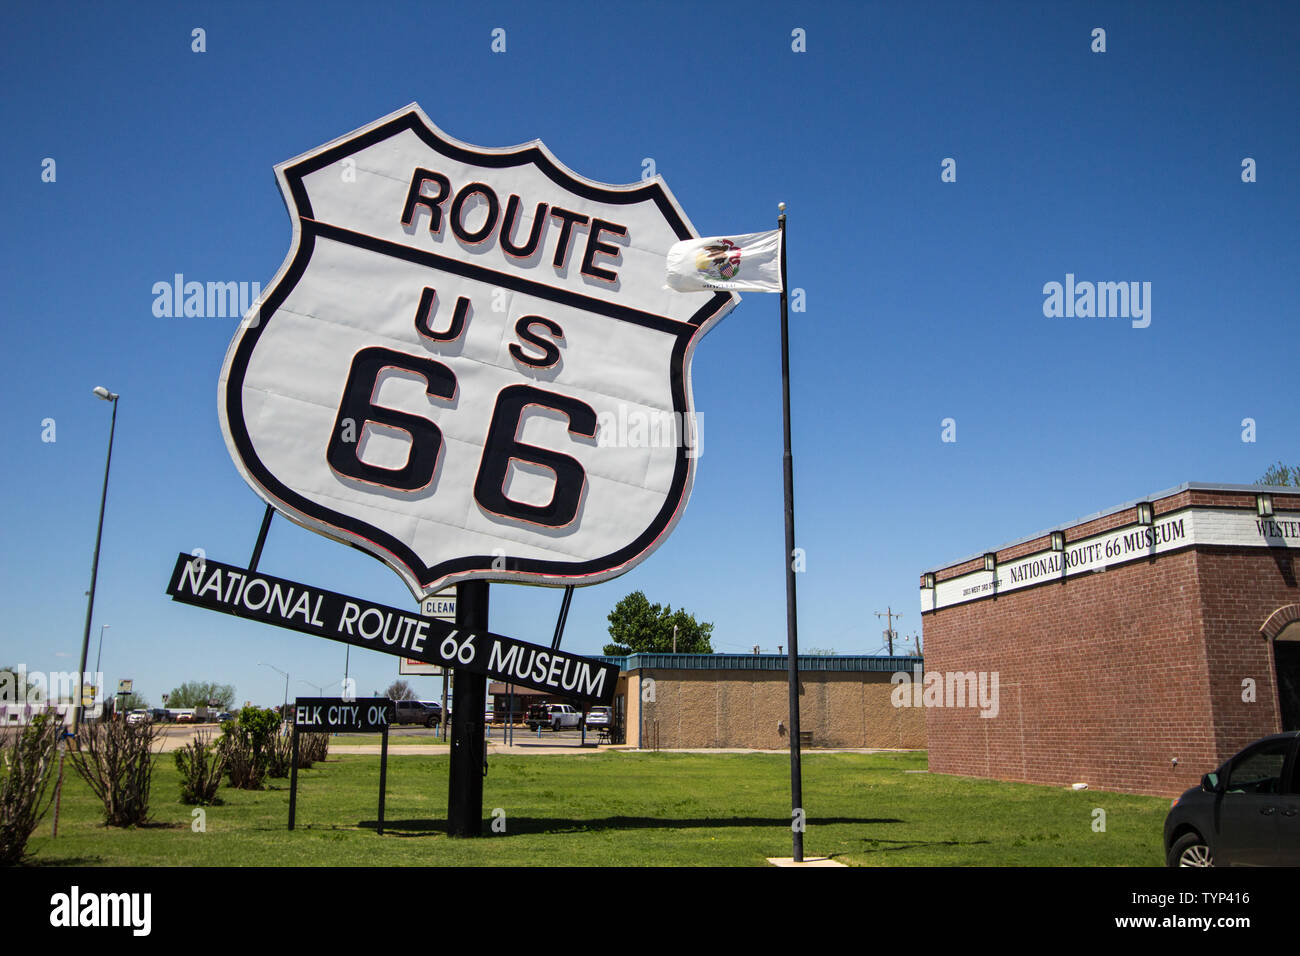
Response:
[173,730,227,805]
[266,726,293,779]
[296,732,329,769]
[218,733,263,791]
[68,718,159,827]
[218,706,283,790]
[0,714,64,865]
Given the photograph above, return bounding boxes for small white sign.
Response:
[117,679,133,695]
[421,595,456,619]
[402,593,457,675]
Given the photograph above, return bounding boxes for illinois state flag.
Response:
[665,229,783,292]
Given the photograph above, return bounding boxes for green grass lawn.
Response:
[22,751,1169,866]
[330,732,451,746]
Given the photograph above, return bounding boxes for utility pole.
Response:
[875,607,902,656]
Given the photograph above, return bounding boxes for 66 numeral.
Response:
[326,347,595,527]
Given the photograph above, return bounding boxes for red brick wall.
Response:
[1193,548,1294,756]
[924,547,1298,796]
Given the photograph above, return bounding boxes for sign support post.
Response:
[448,580,488,837]
[288,723,299,831]
[777,203,805,863]
[377,720,389,835]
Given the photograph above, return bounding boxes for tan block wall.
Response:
[630,669,924,750]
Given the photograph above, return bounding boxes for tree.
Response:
[163,681,235,709]
[603,591,713,655]
[1258,462,1299,487]
[117,692,150,712]
[384,679,416,701]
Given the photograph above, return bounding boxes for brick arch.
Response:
[1260,604,1300,639]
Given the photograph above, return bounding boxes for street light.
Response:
[259,662,289,714]
[93,624,110,717]
[72,387,120,738]
[94,624,110,676]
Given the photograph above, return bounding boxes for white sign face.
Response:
[116,679,133,695]
[420,595,456,619]
[220,105,737,599]
[921,507,1298,612]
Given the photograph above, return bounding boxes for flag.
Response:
[665,229,783,292]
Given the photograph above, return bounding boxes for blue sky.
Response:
[2,1,1296,708]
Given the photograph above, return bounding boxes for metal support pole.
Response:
[378,723,389,836]
[777,204,805,862]
[288,726,299,830]
[447,580,488,837]
[248,503,274,572]
[551,585,574,650]
[72,394,118,740]
[440,670,449,741]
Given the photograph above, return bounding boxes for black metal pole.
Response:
[72,394,118,740]
[378,722,389,836]
[288,725,299,830]
[551,585,574,649]
[448,580,488,836]
[777,204,804,863]
[248,503,274,572]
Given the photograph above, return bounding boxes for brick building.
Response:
[919,482,1300,797]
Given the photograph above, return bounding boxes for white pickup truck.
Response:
[527,703,583,731]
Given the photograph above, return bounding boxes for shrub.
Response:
[219,733,263,791]
[173,730,227,805]
[296,732,329,768]
[218,706,283,790]
[266,726,293,778]
[0,714,64,865]
[68,718,159,827]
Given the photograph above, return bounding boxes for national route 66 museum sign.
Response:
[218,104,738,600]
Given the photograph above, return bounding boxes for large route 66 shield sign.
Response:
[219,105,738,600]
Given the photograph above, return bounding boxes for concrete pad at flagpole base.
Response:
[767,856,846,867]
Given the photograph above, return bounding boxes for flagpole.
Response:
[777,202,804,863]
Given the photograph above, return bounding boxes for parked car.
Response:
[126,709,150,725]
[584,706,612,730]
[392,699,442,727]
[526,703,582,731]
[1164,731,1300,866]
